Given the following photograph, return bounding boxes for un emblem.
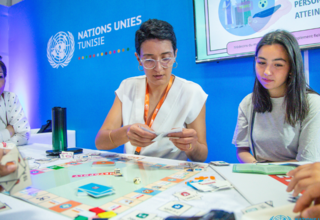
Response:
[270,215,291,220]
[47,31,75,68]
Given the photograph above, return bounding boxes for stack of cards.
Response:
[59,151,74,159]
[241,201,273,214]
[0,145,32,195]
[34,158,59,164]
[140,127,183,142]
[188,179,233,192]
[92,161,115,167]
[77,183,115,198]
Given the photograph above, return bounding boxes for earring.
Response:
[138,65,144,71]
[172,61,178,69]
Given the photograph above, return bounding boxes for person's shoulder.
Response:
[307,92,320,108]
[3,91,17,99]
[175,76,205,93]
[239,93,253,107]
[120,75,145,85]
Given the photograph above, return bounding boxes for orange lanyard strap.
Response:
[134,75,173,155]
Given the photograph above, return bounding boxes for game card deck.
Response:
[78,183,115,198]
[0,146,32,195]
[60,151,74,159]
[188,179,233,192]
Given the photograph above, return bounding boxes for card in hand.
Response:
[1,147,32,195]
[0,147,19,183]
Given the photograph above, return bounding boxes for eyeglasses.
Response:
[140,57,175,69]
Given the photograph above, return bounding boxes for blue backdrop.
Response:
[0,0,319,163]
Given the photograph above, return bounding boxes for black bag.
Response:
[38,120,52,133]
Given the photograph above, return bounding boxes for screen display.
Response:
[194,0,320,63]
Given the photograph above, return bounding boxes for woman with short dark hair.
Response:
[0,60,30,145]
[95,19,208,162]
[233,30,320,163]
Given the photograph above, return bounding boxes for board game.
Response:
[10,153,206,219]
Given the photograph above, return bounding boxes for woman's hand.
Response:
[126,124,157,147]
[287,162,320,197]
[168,128,198,152]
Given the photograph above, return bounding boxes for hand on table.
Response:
[0,148,17,191]
[287,162,320,197]
[168,128,198,152]
[293,182,320,218]
[126,123,157,147]
[6,124,15,137]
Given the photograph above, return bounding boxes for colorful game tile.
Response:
[62,204,93,218]
[89,207,105,215]
[47,165,64,170]
[30,170,45,175]
[161,177,184,183]
[124,192,152,201]
[134,188,161,196]
[50,200,82,213]
[113,197,141,207]
[99,202,130,213]
[28,193,59,204]
[39,197,69,208]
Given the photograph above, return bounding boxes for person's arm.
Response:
[95,96,156,150]
[168,104,208,162]
[6,93,30,146]
[296,95,320,161]
[236,147,257,163]
[293,182,320,218]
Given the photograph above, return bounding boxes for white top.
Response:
[116,75,208,160]
[0,91,30,145]
[232,93,320,162]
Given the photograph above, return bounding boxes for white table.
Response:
[0,144,296,220]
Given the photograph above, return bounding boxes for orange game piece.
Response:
[195,176,208,180]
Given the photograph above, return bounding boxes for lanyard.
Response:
[134,75,173,155]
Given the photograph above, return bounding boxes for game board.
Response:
[11,154,202,219]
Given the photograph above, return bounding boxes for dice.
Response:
[133,177,141,184]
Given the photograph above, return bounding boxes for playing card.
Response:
[86,189,115,197]
[8,151,32,195]
[174,190,202,201]
[34,158,59,164]
[241,201,273,214]
[0,142,16,149]
[159,201,191,216]
[140,126,157,135]
[60,151,74,159]
[0,203,11,212]
[122,210,157,220]
[0,147,19,183]
[210,161,230,166]
[78,183,114,194]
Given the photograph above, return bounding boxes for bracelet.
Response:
[109,130,116,147]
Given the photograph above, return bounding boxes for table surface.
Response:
[0,143,298,220]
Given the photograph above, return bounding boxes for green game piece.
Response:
[74,215,88,220]
[47,165,64,170]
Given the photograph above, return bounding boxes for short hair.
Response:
[252,30,316,126]
[135,19,177,56]
[0,61,7,78]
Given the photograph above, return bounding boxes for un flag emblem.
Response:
[47,31,75,68]
[270,215,291,220]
